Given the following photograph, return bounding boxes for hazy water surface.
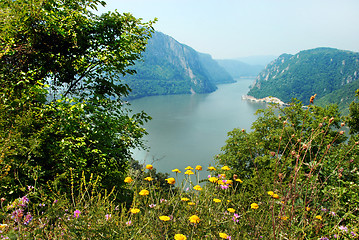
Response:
[129,78,267,176]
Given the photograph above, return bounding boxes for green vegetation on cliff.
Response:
[248,48,359,112]
[123,32,233,99]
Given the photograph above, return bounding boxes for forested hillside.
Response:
[248,48,359,111]
[123,32,233,99]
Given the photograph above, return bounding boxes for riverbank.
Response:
[242,95,287,105]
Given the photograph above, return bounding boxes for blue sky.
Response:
[97,0,359,59]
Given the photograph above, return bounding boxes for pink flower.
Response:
[74,210,81,218]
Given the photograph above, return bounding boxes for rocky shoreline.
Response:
[242,95,287,105]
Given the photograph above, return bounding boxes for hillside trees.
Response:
[0,0,155,199]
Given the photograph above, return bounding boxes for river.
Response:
[128,78,268,176]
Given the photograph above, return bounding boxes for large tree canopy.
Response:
[0,0,155,199]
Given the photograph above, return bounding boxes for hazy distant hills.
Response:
[216,59,265,78]
[247,47,359,111]
[123,32,234,99]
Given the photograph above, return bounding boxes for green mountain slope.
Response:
[247,48,359,111]
[124,32,233,99]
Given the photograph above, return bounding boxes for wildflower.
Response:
[124,177,133,183]
[189,215,200,224]
[174,234,187,240]
[208,166,216,171]
[338,226,348,232]
[281,216,289,220]
[126,220,132,226]
[149,204,156,208]
[105,214,111,221]
[218,180,225,185]
[350,231,356,237]
[315,215,322,220]
[221,166,230,171]
[235,178,243,183]
[267,191,274,196]
[208,176,218,183]
[333,234,338,238]
[188,202,195,205]
[219,232,230,239]
[329,211,336,216]
[172,169,181,173]
[319,237,329,240]
[251,203,259,209]
[165,177,176,185]
[74,210,81,218]
[310,94,317,104]
[139,189,149,196]
[321,208,328,212]
[160,199,167,203]
[272,194,279,199]
[218,174,226,178]
[220,185,229,190]
[144,177,153,181]
[130,208,140,214]
[227,208,235,213]
[195,165,202,171]
[145,164,153,170]
[305,207,310,211]
[23,213,33,225]
[213,198,221,203]
[159,216,171,221]
[185,166,193,170]
[184,170,194,175]
[27,186,34,191]
[226,180,233,184]
[193,185,202,191]
[0,224,7,229]
[181,197,190,202]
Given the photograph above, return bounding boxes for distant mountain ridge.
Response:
[123,32,234,99]
[216,59,265,78]
[247,47,359,111]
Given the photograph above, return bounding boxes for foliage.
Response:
[0,0,154,200]
[248,48,359,112]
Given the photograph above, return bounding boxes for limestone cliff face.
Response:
[247,48,359,111]
[124,32,233,99]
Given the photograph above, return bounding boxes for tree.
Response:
[0,0,155,200]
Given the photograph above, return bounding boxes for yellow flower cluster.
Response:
[139,189,149,196]
[189,215,200,224]
[165,177,176,185]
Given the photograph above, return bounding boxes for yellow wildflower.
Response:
[217,180,225,185]
[124,177,133,183]
[251,203,259,209]
[185,166,193,170]
[145,164,153,170]
[208,177,218,183]
[139,189,149,196]
[227,208,235,213]
[267,191,274,196]
[184,170,194,175]
[165,177,176,185]
[193,185,202,191]
[130,208,140,214]
[235,178,243,183]
[281,216,289,220]
[144,177,153,181]
[305,207,310,211]
[226,180,233,184]
[172,168,181,173]
[181,197,190,202]
[213,198,221,203]
[189,215,200,224]
[174,234,187,240]
[219,232,229,239]
[221,166,230,171]
[208,166,216,171]
[159,216,171,221]
[195,165,202,171]
[188,202,195,205]
[272,194,279,199]
[315,215,322,220]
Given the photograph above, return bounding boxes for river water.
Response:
[128,78,267,176]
